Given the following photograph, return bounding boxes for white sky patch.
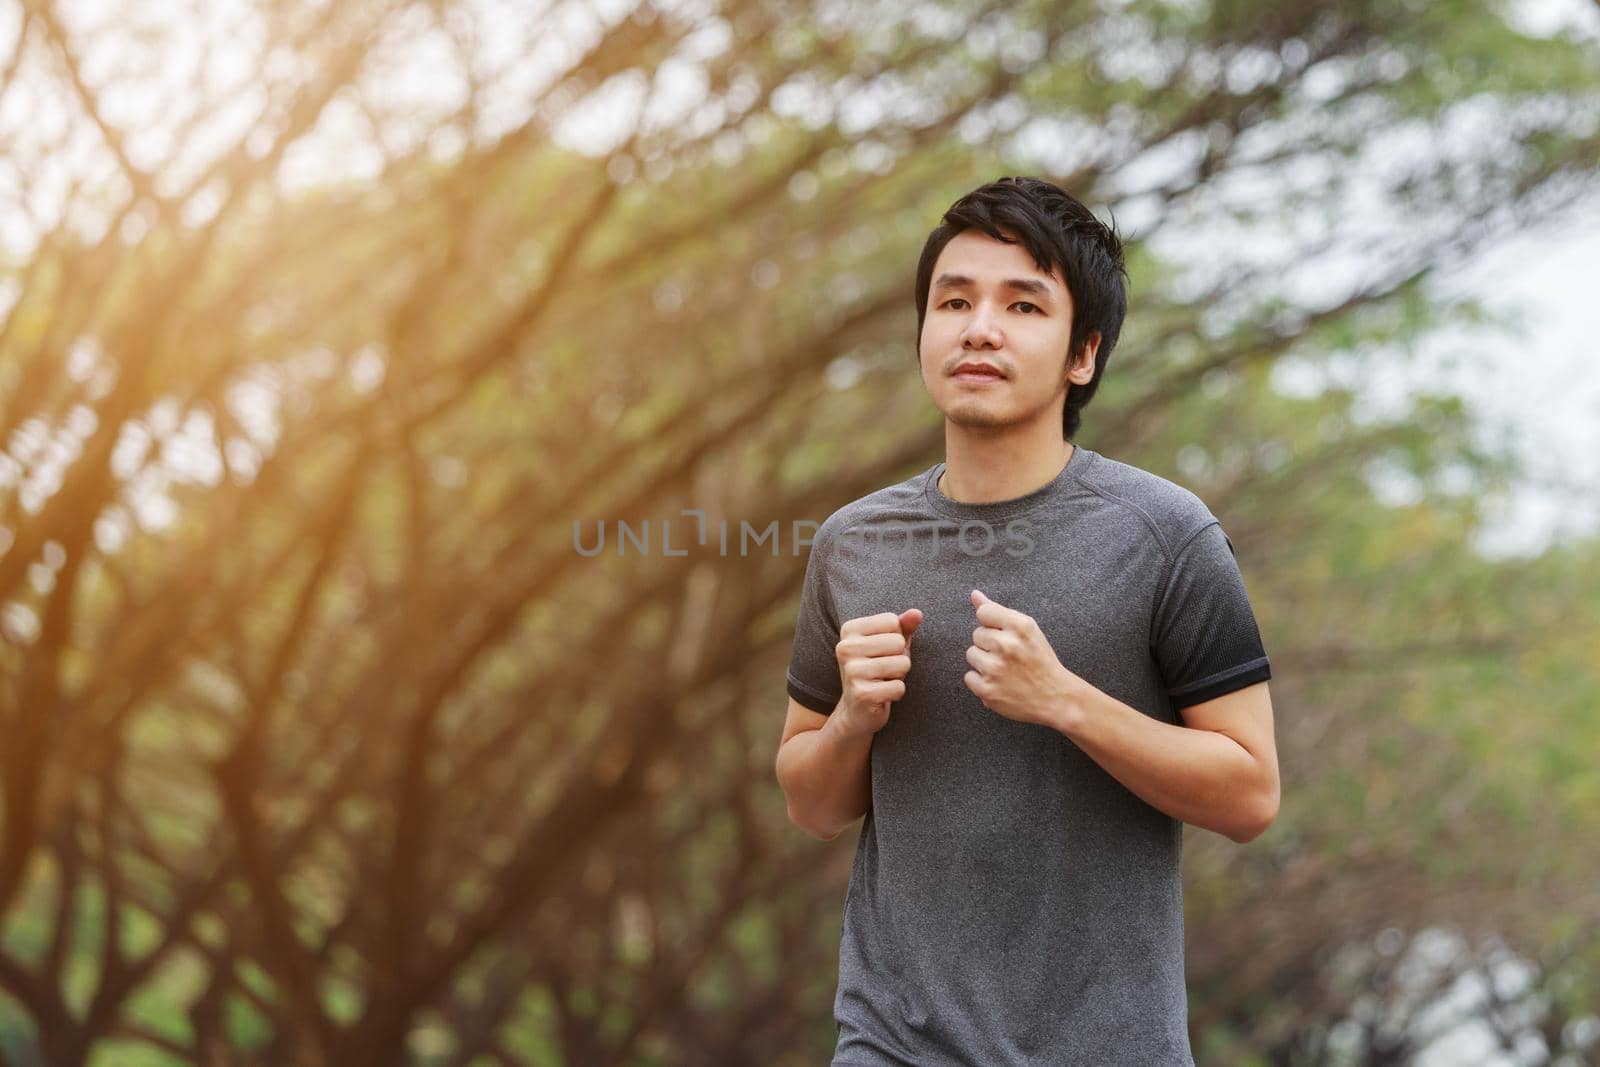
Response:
[1425,201,1600,557]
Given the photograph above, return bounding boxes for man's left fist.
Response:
[964,589,1077,728]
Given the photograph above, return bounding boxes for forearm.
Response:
[1046,677,1271,843]
[776,703,873,841]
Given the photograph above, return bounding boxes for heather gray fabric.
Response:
[785,444,1272,1067]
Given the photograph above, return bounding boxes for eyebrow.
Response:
[931,272,1056,301]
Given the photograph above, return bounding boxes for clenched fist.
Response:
[835,608,924,738]
[964,589,1076,727]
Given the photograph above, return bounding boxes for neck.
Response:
[938,421,1075,504]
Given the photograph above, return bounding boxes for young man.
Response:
[774,176,1278,1066]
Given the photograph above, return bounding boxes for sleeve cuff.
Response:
[1169,658,1272,710]
[787,674,839,714]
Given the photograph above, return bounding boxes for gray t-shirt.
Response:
[785,444,1272,1066]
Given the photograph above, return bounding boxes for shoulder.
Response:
[1076,450,1218,560]
[811,466,934,547]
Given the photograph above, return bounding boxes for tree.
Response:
[1,0,1598,1062]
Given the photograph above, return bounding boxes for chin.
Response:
[942,402,1021,430]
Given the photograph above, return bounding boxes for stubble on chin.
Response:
[943,402,1015,430]
[941,383,1065,431]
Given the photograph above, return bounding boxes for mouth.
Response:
[952,363,1006,383]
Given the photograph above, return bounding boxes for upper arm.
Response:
[778,696,830,752]
[1179,680,1279,810]
[787,522,845,716]
[1151,520,1272,709]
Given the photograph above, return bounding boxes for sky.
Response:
[1364,0,1600,559]
[1416,199,1600,558]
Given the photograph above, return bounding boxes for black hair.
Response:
[914,176,1128,441]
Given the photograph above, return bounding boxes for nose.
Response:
[961,302,1002,348]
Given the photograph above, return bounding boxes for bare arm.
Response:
[1049,679,1279,843]
[775,608,923,841]
[774,697,872,841]
[964,591,1278,843]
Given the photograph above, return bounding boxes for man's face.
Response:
[918,228,1098,434]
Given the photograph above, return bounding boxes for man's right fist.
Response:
[835,608,923,737]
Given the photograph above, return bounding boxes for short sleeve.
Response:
[786,529,843,714]
[1151,520,1272,711]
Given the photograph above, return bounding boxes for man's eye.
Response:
[940,298,1040,314]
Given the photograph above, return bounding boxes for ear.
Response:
[1065,333,1100,386]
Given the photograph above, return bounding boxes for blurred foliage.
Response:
[1,0,1599,1064]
